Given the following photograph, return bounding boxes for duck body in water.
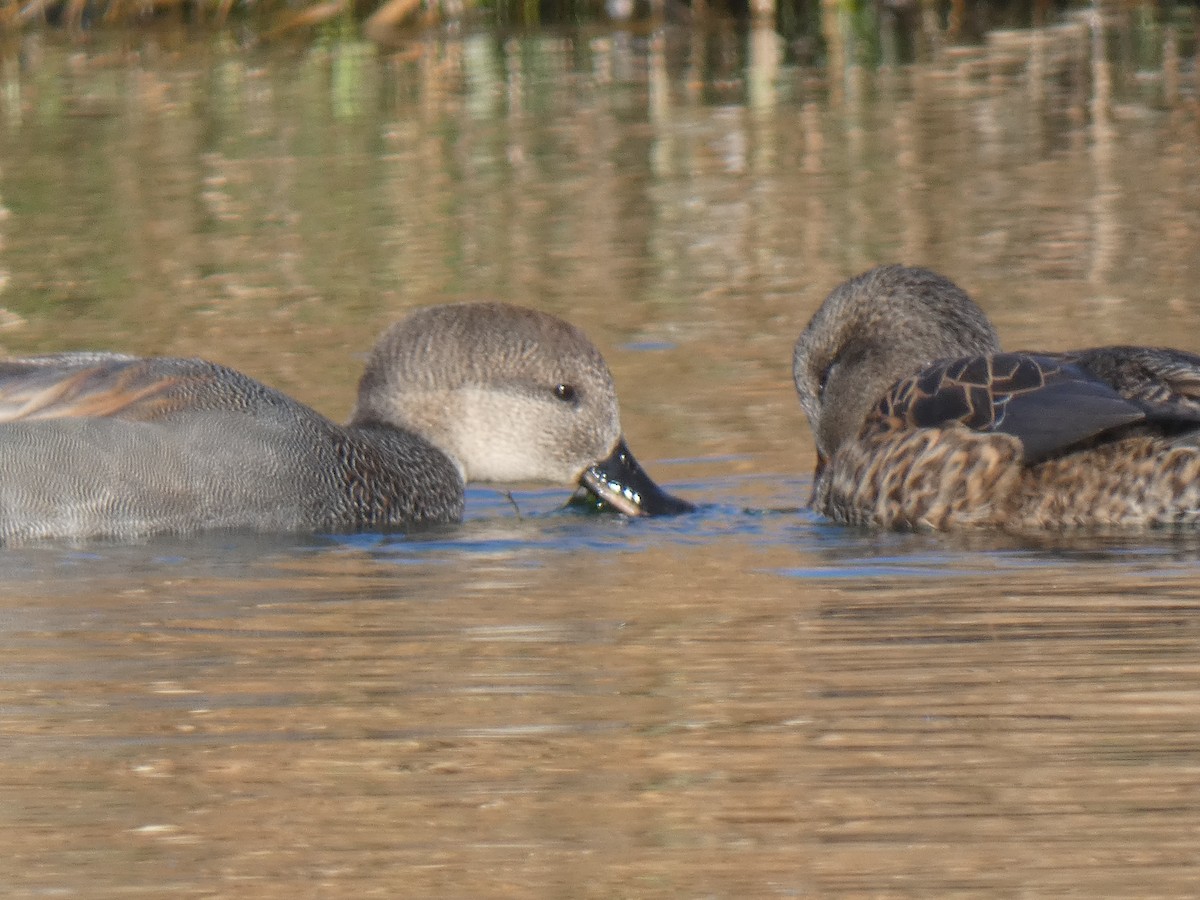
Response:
[0,303,691,542]
[792,265,1200,530]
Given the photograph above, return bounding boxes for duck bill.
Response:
[579,437,694,517]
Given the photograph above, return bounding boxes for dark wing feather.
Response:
[879,352,1147,464]
[1069,346,1200,421]
[983,375,1147,464]
[0,354,230,424]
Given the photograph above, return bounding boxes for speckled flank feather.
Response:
[816,425,1200,530]
[1019,439,1200,528]
[795,265,1200,531]
[815,425,1024,529]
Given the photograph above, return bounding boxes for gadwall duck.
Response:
[792,265,1200,530]
[0,303,692,542]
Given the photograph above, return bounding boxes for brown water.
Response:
[2,12,1200,897]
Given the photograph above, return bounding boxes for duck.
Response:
[0,302,692,542]
[792,264,1200,530]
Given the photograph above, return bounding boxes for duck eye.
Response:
[553,383,578,403]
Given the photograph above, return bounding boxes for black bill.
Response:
[576,437,694,517]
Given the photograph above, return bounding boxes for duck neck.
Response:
[337,421,466,527]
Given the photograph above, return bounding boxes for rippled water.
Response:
[6,479,1200,895]
[2,10,1200,897]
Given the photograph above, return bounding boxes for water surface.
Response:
[2,12,1200,897]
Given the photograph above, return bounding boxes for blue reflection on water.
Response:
[2,469,1200,581]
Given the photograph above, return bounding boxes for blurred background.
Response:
[0,0,1196,475]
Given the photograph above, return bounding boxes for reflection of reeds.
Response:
[9,0,1181,46]
[0,0,440,34]
[0,8,1195,448]
[0,0,492,33]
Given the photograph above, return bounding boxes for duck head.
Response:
[792,265,1001,470]
[352,303,692,517]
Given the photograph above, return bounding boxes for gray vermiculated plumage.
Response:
[793,266,1200,530]
[0,355,464,542]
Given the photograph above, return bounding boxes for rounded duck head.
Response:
[352,303,692,517]
[792,265,1001,466]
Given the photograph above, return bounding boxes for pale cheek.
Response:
[459,431,552,482]
[453,391,583,485]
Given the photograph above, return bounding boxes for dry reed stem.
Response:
[364,0,423,37]
[261,0,348,37]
